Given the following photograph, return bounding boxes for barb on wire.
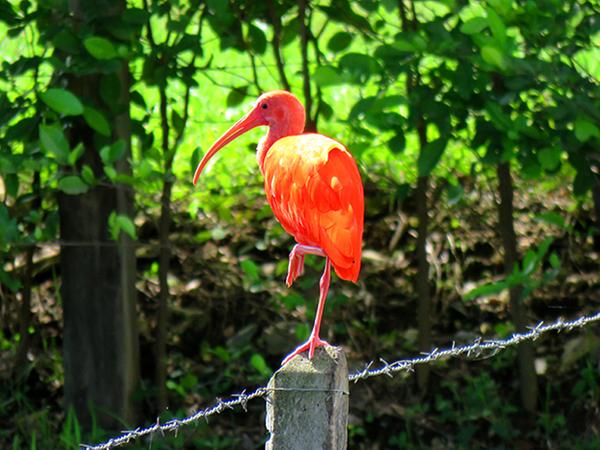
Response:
[84,310,600,449]
[349,310,600,382]
[82,388,268,450]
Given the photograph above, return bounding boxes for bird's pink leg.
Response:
[282,257,332,365]
[286,244,326,287]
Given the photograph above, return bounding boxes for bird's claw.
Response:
[281,336,329,365]
[286,252,305,287]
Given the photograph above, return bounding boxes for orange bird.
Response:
[193,91,364,364]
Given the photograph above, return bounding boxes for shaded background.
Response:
[0,0,599,448]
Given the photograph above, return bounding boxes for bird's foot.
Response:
[286,251,305,287]
[281,335,330,365]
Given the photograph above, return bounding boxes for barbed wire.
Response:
[349,310,600,382]
[83,309,600,449]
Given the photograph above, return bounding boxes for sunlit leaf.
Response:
[313,66,342,87]
[481,45,506,70]
[250,353,271,378]
[418,138,447,176]
[83,36,117,60]
[40,88,84,116]
[460,17,488,34]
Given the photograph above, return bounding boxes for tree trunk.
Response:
[267,0,291,92]
[60,0,139,430]
[298,0,316,132]
[592,177,600,251]
[415,123,432,391]
[496,162,537,413]
[156,86,172,413]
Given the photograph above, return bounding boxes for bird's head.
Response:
[193,90,305,185]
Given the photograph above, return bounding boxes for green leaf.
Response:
[240,259,260,283]
[387,134,405,153]
[68,143,85,166]
[115,214,136,239]
[521,251,535,276]
[123,7,149,24]
[574,117,600,142]
[100,140,126,164]
[4,173,18,198]
[537,147,561,171]
[39,124,69,164]
[80,165,95,185]
[58,175,89,195]
[327,31,353,52]
[83,107,111,137]
[486,8,507,47]
[549,252,560,269]
[83,36,117,60]
[171,110,184,135]
[481,45,506,70]
[246,24,266,54]
[417,138,447,176]
[250,353,271,378]
[485,102,512,131]
[226,86,248,108]
[40,88,84,116]
[446,182,463,206]
[108,212,136,240]
[460,17,488,34]
[338,53,380,83]
[313,65,342,87]
[464,279,508,301]
[534,212,566,229]
[573,168,593,196]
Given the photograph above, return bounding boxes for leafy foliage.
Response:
[0,0,599,448]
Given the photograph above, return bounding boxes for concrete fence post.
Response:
[265,346,349,450]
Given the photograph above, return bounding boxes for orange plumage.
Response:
[193,90,364,364]
[263,134,363,282]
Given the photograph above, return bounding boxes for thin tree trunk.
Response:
[398,0,433,390]
[415,125,432,391]
[497,162,537,413]
[592,177,600,251]
[156,84,171,413]
[298,0,316,132]
[266,0,291,92]
[146,4,197,413]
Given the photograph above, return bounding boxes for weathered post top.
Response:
[265,346,349,450]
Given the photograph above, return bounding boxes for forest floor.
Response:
[1,175,600,449]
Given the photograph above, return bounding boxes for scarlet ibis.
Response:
[193,90,364,364]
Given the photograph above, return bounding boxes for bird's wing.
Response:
[263,133,364,282]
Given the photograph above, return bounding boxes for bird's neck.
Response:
[257,124,303,173]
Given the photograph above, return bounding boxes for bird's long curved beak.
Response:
[193,107,267,185]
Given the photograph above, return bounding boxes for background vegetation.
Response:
[1,0,599,448]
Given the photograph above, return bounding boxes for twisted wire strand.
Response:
[83,310,600,449]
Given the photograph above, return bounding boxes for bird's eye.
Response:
[261,103,268,110]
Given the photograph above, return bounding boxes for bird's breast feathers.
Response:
[263,134,364,282]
